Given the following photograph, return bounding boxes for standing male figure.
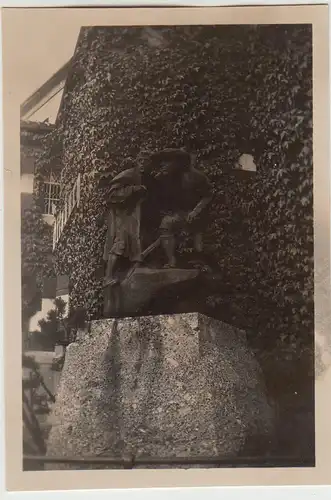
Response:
[149,149,213,268]
[98,151,151,286]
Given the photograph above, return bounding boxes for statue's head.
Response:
[156,149,192,177]
[136,150,153,175]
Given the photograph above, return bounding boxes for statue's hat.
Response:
[153,148,190,159]
[150,148,192,168]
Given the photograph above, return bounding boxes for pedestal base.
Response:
[47,313,274,468]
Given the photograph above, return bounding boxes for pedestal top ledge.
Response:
[76,312,247,346]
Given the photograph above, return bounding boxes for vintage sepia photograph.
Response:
[2,4,330,492]
[20,22,315,471]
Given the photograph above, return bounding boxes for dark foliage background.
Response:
[21,123,56,338]
[35,25,313,458]
[21,200,55,338]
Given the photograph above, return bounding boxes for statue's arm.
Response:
[109,184,136,202]
[109,184,147,206]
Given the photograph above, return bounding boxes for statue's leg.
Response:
[160,215,177,268]
[104,238,125,285]
[191,217,204,253]
[130,235,143,264]
[160,234,177,268]
[193,232,203,253]
[104,253,119,285]
[127,211,143,265]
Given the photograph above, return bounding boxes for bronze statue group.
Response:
[98,149,213,287]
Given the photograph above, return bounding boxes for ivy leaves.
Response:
[21,200,55,323]
[37,25,313,344]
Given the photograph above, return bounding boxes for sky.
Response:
[3,9,81,104]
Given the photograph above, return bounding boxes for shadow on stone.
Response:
[46,314,275,469]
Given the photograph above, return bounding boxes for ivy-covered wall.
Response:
[42,25,312,330]
[37,25,313,456]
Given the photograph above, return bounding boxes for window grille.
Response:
[53,173,81,250]
[41,173,61,215]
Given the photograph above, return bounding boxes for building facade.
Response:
[21,62,71,341]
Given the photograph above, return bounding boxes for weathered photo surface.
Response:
[20,23,314,471]
[3,5,330,491]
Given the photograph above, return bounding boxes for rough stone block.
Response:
[47,313,274,467]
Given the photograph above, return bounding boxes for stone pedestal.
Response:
[47,313,274,467]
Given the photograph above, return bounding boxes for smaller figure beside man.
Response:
[148,149,213,268]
